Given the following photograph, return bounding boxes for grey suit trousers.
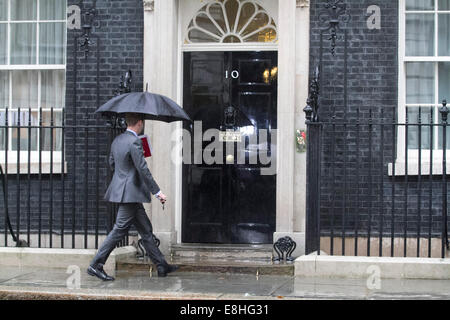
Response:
[91,203,167,268]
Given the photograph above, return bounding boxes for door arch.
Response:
[180,0,279,51]
[184,0,277,44]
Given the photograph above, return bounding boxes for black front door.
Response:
[182,51,277,244]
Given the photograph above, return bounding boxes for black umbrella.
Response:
[95,91,192,123]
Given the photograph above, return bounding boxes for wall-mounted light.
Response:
[79,0,98,59]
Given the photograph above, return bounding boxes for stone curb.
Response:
[0,246,137,276]
[0,285,298,300]
[295,254,450,279]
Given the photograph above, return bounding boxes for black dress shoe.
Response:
[157,264,179,277]
[87,265,115,281]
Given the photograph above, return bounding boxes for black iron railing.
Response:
[305,97,450,258]
[0,107,130,249]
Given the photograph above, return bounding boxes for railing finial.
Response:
[439,99,449,123]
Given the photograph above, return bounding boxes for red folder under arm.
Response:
[139,135,152,158]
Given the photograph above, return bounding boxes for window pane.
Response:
[439,62,450,102]
[237,2,257,33]
[0,0,7,21]
[10,23,37,64]
[11,0,37,21]
[39,22,66,64]
[406,14,435,56]
[438,14,450,56]
[195,13,222,37]
[244,27,277,42]
[41,70,65,108]
[11,110,38,151]
[241,12,270,36]
[406,0,435,10]
[439,0,450,10]
[406,62,435,104]
[208,3,227,34]
[0,110,4,150]
[225,0,239,32]
[0,24,6,64]
[11,70,38,108]
[0,71,8,108]
[407,107,433,149]
[42,110,61,151]
[39,0,66,20]
[188,28,220,43]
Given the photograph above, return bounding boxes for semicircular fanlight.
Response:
[185,0,277,44]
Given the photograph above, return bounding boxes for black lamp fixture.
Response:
[79,0,97,59]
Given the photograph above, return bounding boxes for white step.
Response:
[170,243,274,260]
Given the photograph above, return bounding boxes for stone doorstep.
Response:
[169,244,275,260]
[116,243,295,276]
[170,243,273,251]
[295,254,450,280]
[0,246,137,276]
[117,257,295,276]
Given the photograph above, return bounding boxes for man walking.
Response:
[87,113,178,281]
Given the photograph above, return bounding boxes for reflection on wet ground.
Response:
[0,266,449,300]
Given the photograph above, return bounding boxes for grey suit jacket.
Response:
[104,131,160,203]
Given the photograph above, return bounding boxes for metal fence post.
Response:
[304,66,321,255]
[439,100,449,258]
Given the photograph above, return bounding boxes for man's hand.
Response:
[156,192,167,204]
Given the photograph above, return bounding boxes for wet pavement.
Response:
[0,266,449,300]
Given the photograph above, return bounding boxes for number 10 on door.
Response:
[225,70,239,79]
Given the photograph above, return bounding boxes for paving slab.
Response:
[1,267,103,289]
[274,277,450,300]
[0,266,36,284]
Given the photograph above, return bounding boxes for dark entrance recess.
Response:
[182,51,278,244]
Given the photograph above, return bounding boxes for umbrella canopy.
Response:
[95,92,192,123]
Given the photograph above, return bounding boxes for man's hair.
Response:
[125,113,144,127]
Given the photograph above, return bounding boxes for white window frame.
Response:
[0,0,67,173]
[392,0,450,175]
